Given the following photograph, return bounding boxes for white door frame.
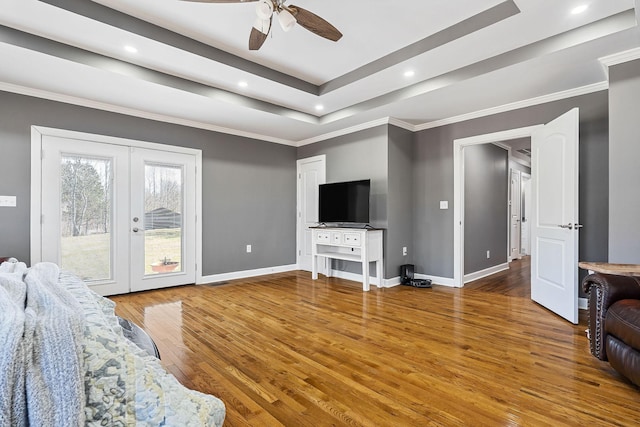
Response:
[509,168,522,262]
[296,155,326,270]
[30,126,203,285]
[453,125,542,288]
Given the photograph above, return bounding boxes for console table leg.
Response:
[362,261,370,292]
[376,260,383,289]
[312,255,318,280]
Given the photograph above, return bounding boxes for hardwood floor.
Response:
[111,264,640,426]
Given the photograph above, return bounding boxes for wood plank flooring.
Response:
[111,260,640,426]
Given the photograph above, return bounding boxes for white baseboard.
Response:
[463,263,509,284]
[579,297,588,310]
[385,276,402,288]
[199,264,298,284]
[415,273,456,287]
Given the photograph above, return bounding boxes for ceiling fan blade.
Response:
[180,1,259,3]
[249,16,271,50]
[288,6,342,42]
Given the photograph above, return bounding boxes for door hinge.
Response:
[298,250,301,256]
[298,173,301,179]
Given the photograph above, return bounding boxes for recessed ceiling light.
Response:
[124,45,138,53]
[238,81,248,88]
[404,70,415,78]
[315,104,324,112]
[571,4,589,14]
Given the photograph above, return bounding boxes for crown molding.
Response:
[599,47,640,67]
[414,81,609,132]
[0,81,296,146]
[1,80,610,148]
[599,47,640,78]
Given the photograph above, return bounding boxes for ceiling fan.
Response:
[181,0,343,50]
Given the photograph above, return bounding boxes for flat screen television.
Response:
[318,179,370,224]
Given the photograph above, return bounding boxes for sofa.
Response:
[0,258,225,426]
[582,272,640,387]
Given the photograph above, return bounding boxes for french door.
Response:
[39,135,196,295]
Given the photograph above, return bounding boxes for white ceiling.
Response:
[0,0,638,145]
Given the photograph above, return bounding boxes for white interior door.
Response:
[531,108,580,324]
[509,169,522,260]
[41,136,130,295]
[130,148,196,292]
[297,155,326,272]
[521,174,531,256]
[40,136,197,295]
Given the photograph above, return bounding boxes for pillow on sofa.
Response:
[59,271,225,427]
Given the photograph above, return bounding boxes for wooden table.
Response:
[578,262,640,277]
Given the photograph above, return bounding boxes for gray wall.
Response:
[297,125,389,277]
[0,91,297,275]
[387,125,415,278]
[463,144,508,274]
[608,59,640,263]
[413,91,609,280]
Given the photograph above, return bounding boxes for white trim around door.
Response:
[453,125,543,288]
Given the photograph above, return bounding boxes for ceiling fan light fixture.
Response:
[253,17,271,35]
[278,9,296,32]
[256,0,273,20]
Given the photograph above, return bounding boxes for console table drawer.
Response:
[343,233,361,246]
[316,231,331,243]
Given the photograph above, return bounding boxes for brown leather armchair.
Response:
[582,273,640,386]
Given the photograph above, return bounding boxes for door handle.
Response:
[558,223,573,230]
[132,227,139,233]
[574,224,584,229]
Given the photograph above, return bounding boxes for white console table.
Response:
[311,227,384,291]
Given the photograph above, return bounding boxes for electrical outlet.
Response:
[402,247,407,256]
[486,250,490,259]
[246,245,252,253]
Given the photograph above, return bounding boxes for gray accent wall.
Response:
[463,144,508,275]
[413,91,609,281]
[0,90,297,275]
[608,59,640,263]
[387,125,415,278]
[297,126,389,277]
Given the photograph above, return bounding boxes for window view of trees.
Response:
[61,156,110,237]
[59,158,184,280]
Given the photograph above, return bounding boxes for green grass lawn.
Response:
[61,228,182,281]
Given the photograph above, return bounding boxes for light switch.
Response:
[0,196,17,207]
[439,201,448,210]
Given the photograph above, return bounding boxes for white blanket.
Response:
[0,260,27,427]
[23,262,86,427]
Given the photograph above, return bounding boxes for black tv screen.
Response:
[319,180,370,224]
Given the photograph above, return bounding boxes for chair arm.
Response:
[582,273,640,360]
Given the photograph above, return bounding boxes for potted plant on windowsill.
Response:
[151,257,179,273]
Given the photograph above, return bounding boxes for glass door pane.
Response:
[144,163,184,276]
[59,155,113,282]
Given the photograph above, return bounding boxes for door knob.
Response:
[133,217,139,222]
[132,227,139,233]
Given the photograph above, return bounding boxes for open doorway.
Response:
[453,126,540,289]
[459,139,531,293]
